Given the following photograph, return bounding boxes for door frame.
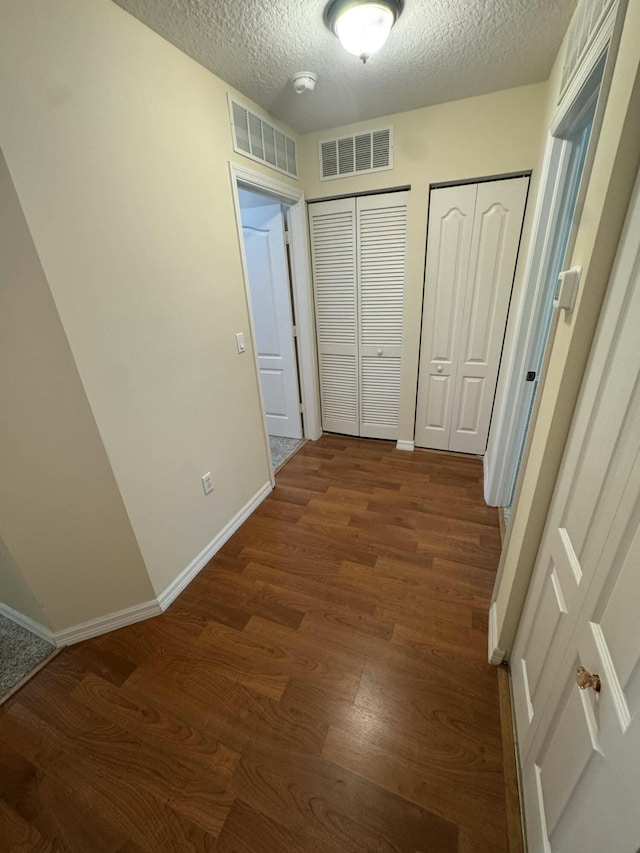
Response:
[483,0,621,508]
[229,163,321,485]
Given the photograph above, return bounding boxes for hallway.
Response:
[0,436,507,852]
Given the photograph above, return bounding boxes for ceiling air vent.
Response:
[319,128,393,181]
[229,97,298,179]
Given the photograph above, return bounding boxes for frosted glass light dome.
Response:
[326,1,402,63]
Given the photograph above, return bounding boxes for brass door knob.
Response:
[576,666,601,692]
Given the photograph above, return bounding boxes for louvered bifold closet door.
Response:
[357,193,408,439]
[309,198,359,436]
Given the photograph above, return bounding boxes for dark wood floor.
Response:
[0,435,507,852]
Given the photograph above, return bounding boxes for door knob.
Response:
[377,348,383,356]
[576,666,601,693]
[436,365,443,373]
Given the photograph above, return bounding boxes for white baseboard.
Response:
[396,440,415,452]
[20,480,274,648]
[53,599,162,647]
[0,601,55,645]
[157,480,272,611]
[489,601,507,665]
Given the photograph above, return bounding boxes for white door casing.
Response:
[416,177,529,454]
[511,171,640,853]
[241,203,302,439]
[309,192,408,440]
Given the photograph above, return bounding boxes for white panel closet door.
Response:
[357,192,408,440]
[414,184,476,450]
[309,198,359,436]
[449,177,529,454]
[415,177,528,454]
[310,193,408,440]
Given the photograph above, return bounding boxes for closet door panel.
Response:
[357,193,408,440]
[415,184,476,449]
[309,198,359,436]
[449,176,529,454]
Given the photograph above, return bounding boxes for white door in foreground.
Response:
[511,173,640,852]
[242,204,302,440]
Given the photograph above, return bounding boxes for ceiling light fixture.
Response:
[324,0,402,64]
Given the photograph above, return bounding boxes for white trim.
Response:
[230,163,304,201]
[489,602,507,665]
[0,601,55,645]
[287,199,323,440]
[555,1,618,117]
[157,480,272,611]
[47,480,273,647]
[396,440,415,452]
[484,2,624,508]
[53,600,162,647]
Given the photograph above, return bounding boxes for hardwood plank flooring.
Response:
[0,435,508,852]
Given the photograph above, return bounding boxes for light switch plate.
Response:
[554,266,581,313]
[236,332,246,354]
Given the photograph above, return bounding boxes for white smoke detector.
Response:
[292,72,317,94]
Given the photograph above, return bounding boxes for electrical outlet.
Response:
[201,472,214,495]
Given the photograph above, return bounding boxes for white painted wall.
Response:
[0,0,299,601]
[0,147,155,632]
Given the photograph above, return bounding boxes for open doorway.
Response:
[238,186,304,470]
[485,46,611,511]
[229,163,321,482]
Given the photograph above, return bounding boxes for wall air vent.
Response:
[229,97,298,179]
[559,0,616,99]
[319,128,393,181]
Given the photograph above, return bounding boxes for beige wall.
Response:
[0,0,300,599]
[299,83,549,442]
[0,147,155,632]
[493,0,640,653]
[0,535,46,628]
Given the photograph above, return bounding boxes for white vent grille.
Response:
[560,0,616,97]
[319,128,393,181]
[229,97,298,179]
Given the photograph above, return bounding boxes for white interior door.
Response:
[309,197,359,436]
[415,183,476,450]
[309,193,408,440]
[242,203,302,439]
[357,192,408,440]
[449,178,528,454]
[415,177,528,454]
[511,172,640,853]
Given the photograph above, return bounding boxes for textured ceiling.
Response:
[112,0,577,134]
